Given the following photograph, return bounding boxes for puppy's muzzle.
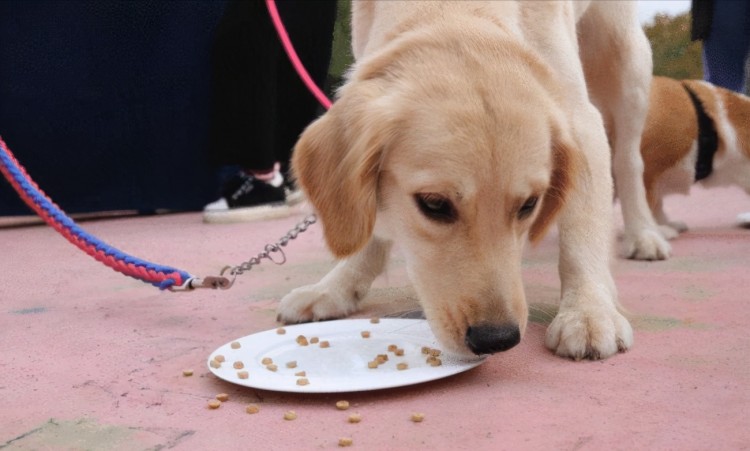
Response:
[465,323,520,355]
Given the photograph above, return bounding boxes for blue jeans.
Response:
[702,0,750,92]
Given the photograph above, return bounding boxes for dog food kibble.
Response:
[286,361,297,369]
[233,361,244,369]
[296,377,310,386]
[397,362,408,370]
[360,331,371,338]
[296,335,309,346]
[335,400,350,410]
[370,317,380,324]
[182,369,193,377]
[387,344,398,352]
[261,357,273,365]
[320,340,330,348]
[348,413,362,423]
[429,349,442,357]
[276,327,286,335]
[367,360,379,369]
[266,364,278,372]
[394,348,405,356]
[209,360,221,369]
[427,356,443,367]
[246,404,260,414]
[214,354,226,362]
[310,337,319,344]
[237,370,249,379]
[421,346,430,355]
[295,371,306,377]
[338,437,353,447]
[207,399,221,409]
[231,341,241,349]
[284,411,297,421]
[376,354,388,364]
[411,412,425,422]
[216,393,229,402]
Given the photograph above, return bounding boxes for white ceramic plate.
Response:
[207,318,485,393]
[738,212,750,228]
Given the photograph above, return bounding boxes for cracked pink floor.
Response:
[1,185,748,449]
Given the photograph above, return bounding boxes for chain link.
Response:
[220,214,317,280]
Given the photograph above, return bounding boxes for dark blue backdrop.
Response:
[0,0,226,215]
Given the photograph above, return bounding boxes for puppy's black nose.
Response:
[465,323,520,355]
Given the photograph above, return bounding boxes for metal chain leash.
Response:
[216,214,317,287]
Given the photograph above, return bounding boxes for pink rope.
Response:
[265,0,333,110]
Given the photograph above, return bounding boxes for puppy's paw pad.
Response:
[545,308,633,360]
[623,229,671,260]
[277,285,357,324]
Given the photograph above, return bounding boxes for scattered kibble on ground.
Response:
[246,404,260,414]
[411,412,425,422]
[284,411,297,421]
[348,413,362,423]
[207,399,221,409]
[216,393,229,402]
[338,437,353,447]
[335,400,350,410]
[182,369,193,377]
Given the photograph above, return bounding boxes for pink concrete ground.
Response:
[1,185,749,450]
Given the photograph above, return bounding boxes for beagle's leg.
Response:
[277,237,392,323]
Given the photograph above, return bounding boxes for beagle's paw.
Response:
[623,228,671,260]
[277,283,361,324]
[544,305,633,360]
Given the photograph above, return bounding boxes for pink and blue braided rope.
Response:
[0,137,191,290]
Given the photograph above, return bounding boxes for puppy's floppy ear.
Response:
[292,79,394,258]
[529,129,579,243]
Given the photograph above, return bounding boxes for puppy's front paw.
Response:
[623,228,671,260]
[658,224,680,240]
[277,284,359,324]
[545,306,633,360]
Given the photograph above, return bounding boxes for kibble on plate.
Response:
[310,337,319,344]
[348,413,362,423]
[246,404,260,414]
[296,335,309,346]
[296,377,310,386]
[367,360,379,369]
[360,331,371,338]
[397,362,408,370]
[370,317,380,324]
[319,340,330,348]
[233,361,244,369]
[294,371,306,377]
[209,360,221,369]
[230,341,241,349]
[394,348,405,356]
[266,364,278,372]
[286,360,297,369]
[411,412,425,422]
[387,344,398,352]
[338,437,353,447]
[237,370,249,379]
[335,400,350,410]
[276,327,286,335]
[261,357,273,365]
[284,410,297,420]
[216,393,229,402]
[214,354,226,362]
[376,354,388,364]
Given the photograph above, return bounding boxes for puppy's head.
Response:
[293,37,578,357]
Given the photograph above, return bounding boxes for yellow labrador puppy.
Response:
[278,1,657,360]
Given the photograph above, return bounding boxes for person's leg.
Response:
[703,0,750,92]
[273,0,338,177]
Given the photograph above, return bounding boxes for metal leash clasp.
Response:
[169,275,234,291]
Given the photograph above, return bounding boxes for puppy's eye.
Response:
[517,196,538,220]
[415,193,457,223]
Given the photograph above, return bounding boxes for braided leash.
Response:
[0,0,331,291]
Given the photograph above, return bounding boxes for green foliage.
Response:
[644,12,703,80]
[328,0,354,92]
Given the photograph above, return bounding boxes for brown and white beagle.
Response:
[640,76,750,236]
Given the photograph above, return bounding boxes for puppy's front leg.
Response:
[545,116,633,360]
[277,237,392,323]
